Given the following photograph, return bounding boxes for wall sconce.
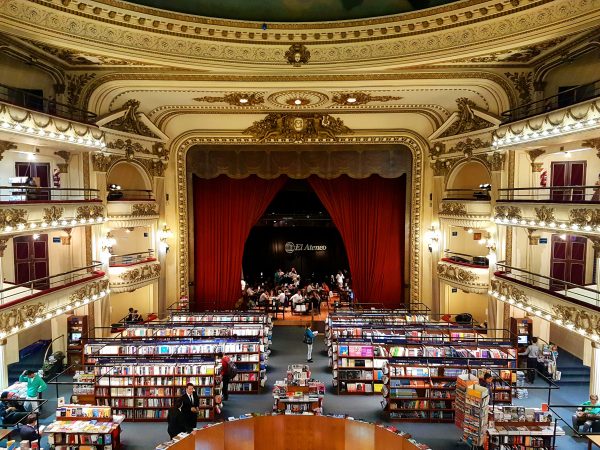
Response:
[101,232,116,254]
[158,224,173,253]
[424,226,441,252]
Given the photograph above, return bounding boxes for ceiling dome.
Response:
[119,0,463,23]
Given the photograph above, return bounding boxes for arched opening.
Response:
[242,178,350,288]
[446,160,491,190]
[106,161,153,200]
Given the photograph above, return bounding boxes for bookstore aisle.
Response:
[36,326,590,450]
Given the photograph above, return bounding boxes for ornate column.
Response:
[591,238,600,291]
[0,238,8,296]
[430,159,449,317]
[154,176,167,317]
[591,341,600,396]
[488,153,505,337]
[0,339,6,390]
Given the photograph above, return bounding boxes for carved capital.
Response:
[487,151,506,171]
[92,153,116,172]
[0,238,8,257]
[431,159,451,177]
[0,140,16,161]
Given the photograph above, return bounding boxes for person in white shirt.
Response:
[290,291,304,311]
[276,290,286,305]
[335,271,344,288]
[518,337,540,383]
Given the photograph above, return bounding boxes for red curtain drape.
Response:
[308,175,405,307]
[193,175,286,310]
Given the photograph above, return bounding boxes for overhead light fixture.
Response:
[294,99,302,105]
[346,97,357,103]
[239,98,249,104]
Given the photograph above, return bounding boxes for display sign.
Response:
[284,241,327,253]
[52,237,61,243]
[539,237,548,244]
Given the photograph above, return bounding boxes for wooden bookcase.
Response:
[92,362,219,421]
[66,315,88,373]
[510,317,533,351]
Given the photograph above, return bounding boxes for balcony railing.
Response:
[443,189,492,201]
[498,185,600,203]
[443,251,489,268]
[0,83,97,124]
[495,261,600,309]
[501,78,600,123]
[0,186,100,203]
[0,262,103,307]
[107,189,154,201]
[109,251,155,267]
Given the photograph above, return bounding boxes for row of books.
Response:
[56,405,112,419]
[121,325,264,338]
[97,376,215,387]
[85,342,263,356]
[95,364,217,376]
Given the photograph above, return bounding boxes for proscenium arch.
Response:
[169,130,427,308]
[445,159,491,191]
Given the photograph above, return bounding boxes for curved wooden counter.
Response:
[164,415,425,450]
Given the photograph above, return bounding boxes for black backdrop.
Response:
[242,226,349,285]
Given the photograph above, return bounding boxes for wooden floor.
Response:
[271,308,329,326]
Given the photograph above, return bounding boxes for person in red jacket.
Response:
[217,352,231,401]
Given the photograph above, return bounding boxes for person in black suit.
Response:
[180,383,199,432]
[167,397,186,438]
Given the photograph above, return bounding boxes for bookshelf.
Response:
[487,405,564,449]
[116,322,270,391]
[272,364,325,415]
[84,338,264,394]
[67,315,88,373]
[43,406,124,449]
[92,362,219,421]
[510,317,532,351]
[461,383,489,447]
[72,371,96,405]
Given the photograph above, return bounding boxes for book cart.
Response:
[272,364,325,415]
[43,404,123,449]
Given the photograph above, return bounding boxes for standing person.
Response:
[180,383,199,432]
[167,397,186,438]
[18,370,47,412]
[519,337,540,383]
[479,373,494,390]
[335,271,344,289]
[125,307,135,323]
[304,324,318,363]
[217,351,232,401]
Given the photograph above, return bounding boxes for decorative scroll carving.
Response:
[582,138,600,159]
[490,279,529,305]
[43,206,64,223]
[0,238,8,257]
[65,73,96,107]
[330,92,403,106]
[131,203,158,216]
[448,138,490,158]
[118,263,161,283]
[569,208,600,227]
[526,149,545,172]
[440,98,494,138]
[534,206,555,223]
[494,205,522,220]
[430,142,445,158]
[243,113,351,142]
[504,72,534,106]
[138,159,167,177]
[552,304,600,335]
[0,208,27,229]
[487,152,505,171]
[76,205,104,220]
[527,229,539,245]
[105,100,157,138]
[440,202,467,216]
[0,140,16,161]
[91,153,118,172]
[0,303,45,334]
[437,263,477,283]
[107,138,145,160]
[431,159,451,177]
[193,93,264,106]
[69,278,110,302]
[285,44,310,67]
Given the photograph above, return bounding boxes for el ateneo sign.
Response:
[284,241,327,254]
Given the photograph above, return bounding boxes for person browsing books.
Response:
[518,337,540,383]
[479,373,494,391]
[19,414,43,442]
[167,397,186,438]
[0,391,28,425]
[180,383,199,432]
[218,351,231,401]
[18,370,47,412]
[304,325,318,363]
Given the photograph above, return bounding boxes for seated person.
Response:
[572,394,600,432]
[0,392,28,425]
[258,290,269,306]
[290,291,304,311]
[19,414,43,442]
[276,290,286,306]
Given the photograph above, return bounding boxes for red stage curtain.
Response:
[193,175,286,310]
[308,175,405,307]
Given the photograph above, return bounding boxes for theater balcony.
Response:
[0,262,108,338]
[492,78,600,151]
[0,83,105,150]
[106,189,158,227]
[107,253,160,293]
[437,252,490,294]
[439,189,492,228]
[0,190,106,238]
[493,189,600,237]
[491,263,600,340]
